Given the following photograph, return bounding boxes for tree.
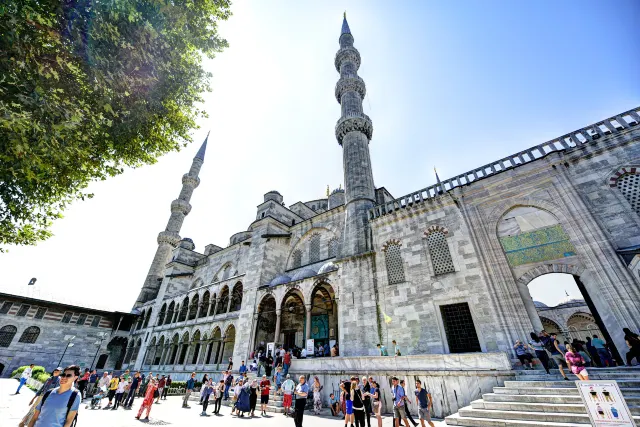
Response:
[0,0,231,250]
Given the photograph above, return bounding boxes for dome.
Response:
[269,274,292,287]
[557,294,585,306]
[331,188,345,194]
[291,267,318,281]
[318,261,338,274]
[533,301,548,308]
[179,238,195,250]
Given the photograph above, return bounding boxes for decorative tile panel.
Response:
[499,224,576,267]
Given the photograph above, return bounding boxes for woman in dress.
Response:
[565,344,589,380]
[136,378,158,421]
[529,332,550,374]
[312,376,323,415]
[249,379,258,417]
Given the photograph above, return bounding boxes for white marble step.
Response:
[505,380,640,388]
[471,400,587,414]
[484,392,640,405]
[445,412,590,426]
[495,386,640,396]
[458,407,594,424]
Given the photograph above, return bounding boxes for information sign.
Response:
[306,339,315,357]
[576,380,637,426]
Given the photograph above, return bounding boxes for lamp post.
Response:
[89,332,107,370]
[58,335,76,367]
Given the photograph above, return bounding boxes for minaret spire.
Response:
[335,15,376,256]
[435,167,443,194]
[134,134,208,306]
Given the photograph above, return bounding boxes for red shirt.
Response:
[260,380,271,396]
[284,353,291,365]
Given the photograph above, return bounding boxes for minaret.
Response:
[335,14,376,256]
[134,133,208,306]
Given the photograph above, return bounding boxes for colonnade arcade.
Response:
[253,280,338,352]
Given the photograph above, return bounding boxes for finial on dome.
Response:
[341,12,351,35]
[195,131,209,161]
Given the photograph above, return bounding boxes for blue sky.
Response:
[2,0,639,311]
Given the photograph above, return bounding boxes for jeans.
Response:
[294,398,306,427]
[16,378,27,393]
[162,386,169,399]
[214,396,222,413]
[283,363,290,376]
[224,384,230,399]
[202,399,210,412]
[183,389,192,407]
[124,388,137,407]
[597,348,614,366]
[114,392,124,409]
[535,350,551,373]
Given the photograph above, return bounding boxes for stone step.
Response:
[514,374,640,381]
[458,407,594,424]
[495,386,640,396]
[505,380,640,388]
[445,412,590,426]
[483,392,640,405]
[515,367,640,376]
[471,399,640,416]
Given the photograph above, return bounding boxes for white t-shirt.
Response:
[116,381,126,393]
[301,349,307,358]
[21,367,33,379]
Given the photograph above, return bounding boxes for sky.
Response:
[2,0,639,312]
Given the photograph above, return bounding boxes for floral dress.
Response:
[313,382,323,414]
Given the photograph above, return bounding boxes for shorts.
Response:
[518,354,533,364]
[574,367,588,377]
[551,354,568,367]
[393,405,406,419]
[419,407,431,421]
[283,394,292,407]
[346,400,354,415]
[261,395,269,404]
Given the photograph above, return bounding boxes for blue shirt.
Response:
[35,387,80,427]
[275,372,283,384]
[36,376,60,396]
[295,382,309,399]
[392,385,405,407]
[330,395,339,404]
[186,378,195,390]
[239,365,247,374]
[592,338,606,349]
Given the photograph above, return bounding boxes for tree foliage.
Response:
[0,0,231,250]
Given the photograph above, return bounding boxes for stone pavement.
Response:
[1,378,445,426]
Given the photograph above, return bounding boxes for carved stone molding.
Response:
[381,239,402,252]
[335,113,373,145]
[182,174,200,189]
[424,225,449,236]
[335,76,366,103]
[171,198,192,215]
[157,231,181,247]
[334,47,361,72]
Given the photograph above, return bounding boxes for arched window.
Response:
[309,234,320,263]
[230,282,243,312]
[199,291,210,318]
[292,250,302,268]
[222,265,231,280]
[0,325,18,347]
[611,168,640,214]
[165,302,175,325]
[188,294,199,320]
[425,228,455,275]
[328,237,339,258]
[216,287,229,315]
[18,326,40,344]
[157,304,167,326]
[178,297,189,322]
[383,240,405,285]
[143,309,152,328]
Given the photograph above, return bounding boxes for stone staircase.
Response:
[446,367,640,426]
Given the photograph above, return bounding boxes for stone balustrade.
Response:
[369,107,640,219]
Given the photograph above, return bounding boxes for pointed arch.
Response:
[229,282,243,312]
[424,226,455,275]
[216,286,229,315]
[199,291,210,318]
[0,325,17,347]
[188,294,199,320]
[191,330,202,364]
[144,337,157,365]
[177,331,190,364]
[178,297,189,322]
[157,303,167,326]
[382,239,405,284]
[143,308,152,328]
[165,301,175,325]
[208,293,217,317]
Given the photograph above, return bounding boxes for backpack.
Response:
[41,389,79,427]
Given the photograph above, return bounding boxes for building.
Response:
[0,292,135,376]
[534,295,603,344]
[125,16,640,416]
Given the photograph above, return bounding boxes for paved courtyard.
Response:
[2,378,445,426]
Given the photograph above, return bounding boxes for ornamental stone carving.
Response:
[335,76,366,103]
[182,174,200,189]
[335,113,373,145]
[157,231,181,246]
[334,47,361,72]
[171,199,192,215]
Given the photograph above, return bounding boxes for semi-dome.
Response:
[318,261,338,274]
[533,301,548,308]
[291,267,318,281]
[269,274,292,287]
[557,294,585,306]
[179,238,195,250]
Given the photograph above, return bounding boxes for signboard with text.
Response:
[576,381,636,427]
[306,339,315,357]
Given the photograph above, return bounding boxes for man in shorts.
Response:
[260,374,271,416]
[392,377,409,427]
[415,380,435,427]
[546,332,569,380]
[281,374,295,416]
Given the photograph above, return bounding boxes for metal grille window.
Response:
[292,250,302,268]
[427,231,455,275]
[17,305,30,317]
[91,315,101,327]
[309,234,321,263]
[61,312,73,323]
[76,314,87,325]
[617,173,640,214]
[0,325,17,347]
[34,307,47,319]
[0,302,12,314]
[384,243,405,285]
[328,238,339,258]
[440,303,481,353]
[18,326,40,344]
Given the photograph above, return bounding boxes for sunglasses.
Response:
[62,373,75,378]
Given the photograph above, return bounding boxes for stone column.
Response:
[517,282,544,333]
[226,295,233,313]
[274,309,282,344]
[305,304,312,343]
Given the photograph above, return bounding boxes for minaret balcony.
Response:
[181,174,200,188]
[170,198,192,215]
[334,46,361,72]
[335,76,366,103]
[157,231,181,246]
[335,112,373,145]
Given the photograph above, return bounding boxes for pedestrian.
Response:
[260,374,271,416]
[112,374,126,409]
[283,350,292,376]
[28,365,81,427]
[183,372,196,408]
[20,367,61,427]
[529,332,550,374]
[591,335,614,367]
[414,380,435,427]
[77,368,90,399]
[300,347,307,359]
[227,356,233,371]
[352,379,366,427]
[213,380,224,414]
[361,376,372,427]
[341,379,354,427]
[294,375,309,427]
[370,381,382,427]
[231,378,243,415]
[249,379,258,417]
[87,369,99,397]
[312,376,323,415]
[265,352,274,377]
[393,340,402,356]
[624,328,640,365]
[392,376,410,427]
[224,371,234,400]
[123,369,131,381]
[97,372,110,397]
[513,339,534,370]
[585,336,601,366]
[565,344,589,381]
[162,375,171,400]
[156,375,166,403]
[137,372,146,397]
[330,393,340,416]
[16,363,34,394]
[331,345,338,357]
[376,343,389,356]
[239,360,248,376]
[274,365,283,394]
[399,379,418,427]
[123,371,141,408]
[275,349,283,368]
[541,331,569,380]
[106,372,119,407]
[282,374,296,417]
[199,374,209,405]
[200,379,214,416]
[135,378,158,421]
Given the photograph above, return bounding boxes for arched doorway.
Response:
[96,354,109,369]
[309,282,338,354]
[254,295,277,350]
[209,327,222,365]
[107,337,127,370]
[220,325,236,365]
[280,289,306,350]
[155,336,165,365]
[567,312,602,343]
[539,316,565,342]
